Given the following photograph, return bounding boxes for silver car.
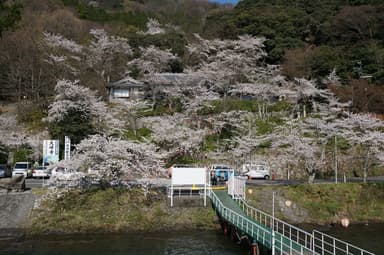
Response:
[241,164,271,180]
[32,166,51,178]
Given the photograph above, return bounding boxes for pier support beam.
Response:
[251,242,259,255]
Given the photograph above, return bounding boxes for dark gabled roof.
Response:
[107,76,144,89]
[145,72,207,86]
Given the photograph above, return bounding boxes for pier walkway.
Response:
[210,189,375,255]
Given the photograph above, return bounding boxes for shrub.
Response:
[123,127,152,142]
[198,98,262,115]
[13,147,33,162]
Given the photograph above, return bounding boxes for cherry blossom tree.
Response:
[86,29,132,83]
[138,18,165,35]
[128,45,178,76]
[142,113,207,156]
[45,79,107,144]
[55,134,164,180]
[185,34,267,94]
[43,29,132,84]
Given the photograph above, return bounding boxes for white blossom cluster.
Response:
[36,28,384,184]
[186,34,267,84]
[128,45,178,75]
[142,113,208,154]
[138,18,165,35]
[43,29,132,81]
[87,29,132,69]
[0,113,30,147]
[55,134,164,179]
[43,32,83,54]
[45,79,106,123]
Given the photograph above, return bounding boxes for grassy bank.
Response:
[28,183,384,235]
[28,188,218,235]
[246,183,384,225]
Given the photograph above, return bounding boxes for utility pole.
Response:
[272,192,275,255]
[334,136,338,184]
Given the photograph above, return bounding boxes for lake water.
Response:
[323,223,384,254]
[0,231,248,255]
[0,224,382,255]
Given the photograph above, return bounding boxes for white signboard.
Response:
[43,140,59,164]
[171,167,207,185]
[64,136,71,161]
[170,167,208,207]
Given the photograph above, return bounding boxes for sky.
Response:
[209,0,239,4]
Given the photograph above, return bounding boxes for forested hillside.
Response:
[0,0,383,184]
[205,0,384,113]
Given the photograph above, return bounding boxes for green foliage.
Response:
[128,32,188,58]
[198,98,262,115]
[326,135,351,152]
[17,104,47,132]
[254,117,284,135]
[0,143,9,163]
[0,2,22,37]
[281,183,384,223]
[13,147,33,162]
[29,188,217,234]
[268,101,293,112]
[201,124,236,152]
[258,140,272,148]
[198,99,294,116]
[0,153,7,164]
[255,119,274,135]
[48,110,96,145]
[137,98,183,117]
[123,127,152,142]
[201,133,219,152]
[165,154,198,168]
[62,0,147,28]
[205,0,384,86]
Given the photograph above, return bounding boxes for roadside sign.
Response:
[64,136,71,161]
[43,140,59,165]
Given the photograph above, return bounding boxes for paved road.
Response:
[246,176,384,186]
[25,176,384,189]
[25,178,49,188]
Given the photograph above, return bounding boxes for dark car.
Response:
[0,164,11,178]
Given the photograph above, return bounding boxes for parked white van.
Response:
[241,164,270,179]
[12,162,32,178]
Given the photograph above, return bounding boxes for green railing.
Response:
[210,191,313,254]
[237,198,314,253]
[210,190,376,255]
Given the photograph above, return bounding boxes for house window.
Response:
[113,89,129,98]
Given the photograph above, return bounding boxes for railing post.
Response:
[312,232,315,255]
[322,234,324,255]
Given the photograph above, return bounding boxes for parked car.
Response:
[50,166,66,176]
[12,162,32,178]
[0,164,11,178]
[32,166,51,178]
[241,164,270,179]
[209,165,233,185]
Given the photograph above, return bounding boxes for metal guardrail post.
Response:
[321,234,324,255]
